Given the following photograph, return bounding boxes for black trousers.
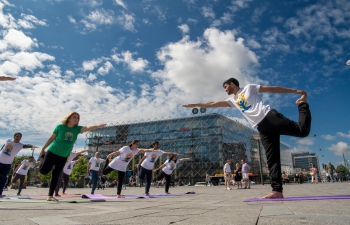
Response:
[39,151,67,196]
[156,171,171,193]
[54,170,64,195]
[103,165,125,195]
[12,173,25,194]
[62,173,70,193]
[257,103,311,192]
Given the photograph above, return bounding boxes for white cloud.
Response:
[247,39,261,49]
[97,61,114,75]
[3,29,38,51]
[201,6,215,19]
[328,142,350,156]
[111,51,149,73]
[82,58,103,71]
[178,24,190,35]
[321,134,336,141]
[337,131,350,139]
[17,14,46,29]
[67,15,76,24]
[153,27,259,100]
[80,9,115,32]
[116,11,136,32]
[115,0,127,9]
[296,138,314,146]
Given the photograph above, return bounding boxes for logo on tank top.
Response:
[149,154,157,163]
[2,144,14,156]
[65,132,74,142]
[235,93,251,112]
[122,153,134,162]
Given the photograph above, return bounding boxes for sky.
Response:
[0,0,349,168]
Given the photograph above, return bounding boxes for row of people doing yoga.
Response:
[0,111,190,201]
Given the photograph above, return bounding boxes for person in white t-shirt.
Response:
[153,155,191,194]
[241,159,251,189]
[87,152,106,195]
[223,159,232,190]
[137,141,180,196]
[183,78,311,199]
[0,132,38,198]
[102,140,153,198]
[55,149,89,197]
[61,156,84,195]
[12,156,40,196]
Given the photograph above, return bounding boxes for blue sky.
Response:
[0,0,349,168]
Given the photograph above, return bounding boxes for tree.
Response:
[106,170,118,180]
[38,171,52,182]
[336,164,349,180]
[70,158,88,182]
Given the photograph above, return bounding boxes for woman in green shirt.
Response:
[39,111,106,201]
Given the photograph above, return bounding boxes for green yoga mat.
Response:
[0,198,106,203]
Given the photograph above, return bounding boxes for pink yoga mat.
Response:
[245,195,350,202]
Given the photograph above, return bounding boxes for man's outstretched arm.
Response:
[259,86,306,95]
[182,101,231,108]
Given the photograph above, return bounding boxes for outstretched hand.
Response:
[182,104,196,108]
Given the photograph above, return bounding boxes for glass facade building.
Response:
[85,113,291,184]
[291,152,320,172]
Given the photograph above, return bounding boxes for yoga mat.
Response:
[150,191,195,197]
[0,198,106,203]
[82,194,149,199]
[245,195,350,202]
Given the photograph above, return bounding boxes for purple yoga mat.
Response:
[82,194,149,199]
[245,195,350,202]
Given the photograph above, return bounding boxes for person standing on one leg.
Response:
[241,159,251,189]
[153,155,191,194]
[102,140,153,198]
[39,111,106,201]
[62,156,84,195]
[223,159,232,190]
[87,152,106,195]
[55,149,89,196]
[0,133,38,198]
[137,141,179,196]
[183,78,311,198]
[12,156,40,196]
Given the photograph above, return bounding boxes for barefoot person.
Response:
[102,140,153,198]
[55,149,89,196]
[12,156,40,196]
[61,156,84,195]
[153,155,191,194]
[39,112,106,201]
[137,141,180,196]
[0,132,38,198]
[87,152,106,195]
[183,78,311,198]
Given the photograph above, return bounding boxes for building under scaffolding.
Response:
[85,113,290,184]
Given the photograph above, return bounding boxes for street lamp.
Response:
[252,134,264,185]
[94,136,102,153]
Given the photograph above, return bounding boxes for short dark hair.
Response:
[14,132,22,137]
[152,141,159,145]
[223,78,239,88]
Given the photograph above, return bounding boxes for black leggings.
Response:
[39,151,67,196]
[156,171,171,193]
[103,165,125,195]
[62,173,70,193]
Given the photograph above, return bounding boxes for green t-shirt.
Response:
[48,124,83,157]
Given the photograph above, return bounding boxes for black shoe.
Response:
[17,193,21,196]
